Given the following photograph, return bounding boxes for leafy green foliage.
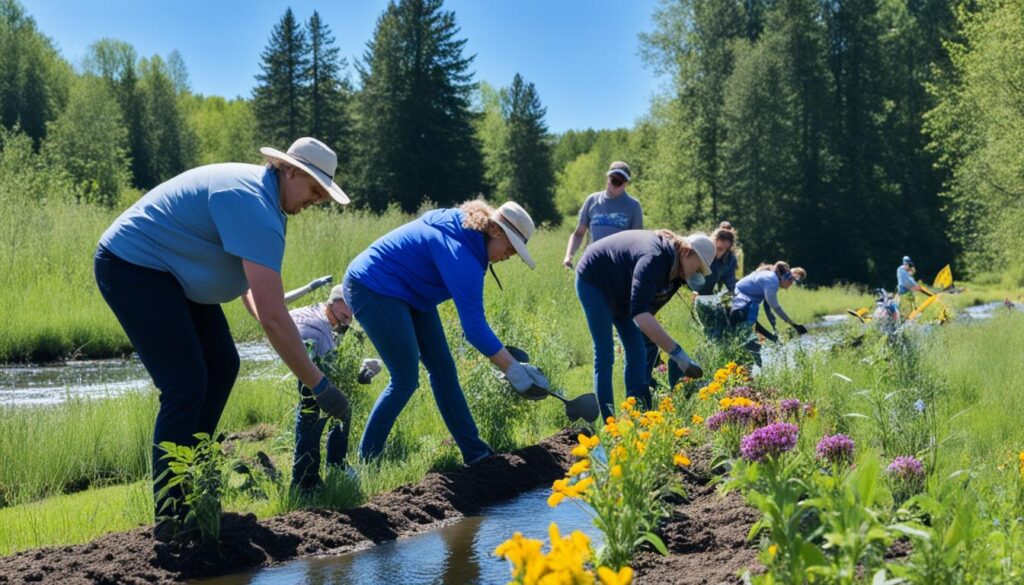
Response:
[42,76,132,206]
[156,433,226,543]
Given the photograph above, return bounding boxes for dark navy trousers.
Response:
[94,246,239,518]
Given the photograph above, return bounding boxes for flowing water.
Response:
[0,342,277,407]
[193,487,599,585]
[5,302,1018,408]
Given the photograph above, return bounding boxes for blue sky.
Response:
[28,0,668,133]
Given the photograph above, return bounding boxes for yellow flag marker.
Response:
[933,264,953,290]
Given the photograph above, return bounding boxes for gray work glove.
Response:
[309,275,333,291]
[505,361,550,401]
[357,358,382,385]
[310,377,351,421]
[668,345,704,380]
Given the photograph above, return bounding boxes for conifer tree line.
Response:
[2,0,1022,284]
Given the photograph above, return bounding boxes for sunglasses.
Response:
[608,176,625,187]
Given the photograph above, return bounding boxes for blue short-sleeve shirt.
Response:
[99,163,286,304]
[896,265,917,294]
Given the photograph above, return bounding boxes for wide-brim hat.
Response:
[260,137,350,205]
[685,234,715,276]
[491,202,536,269]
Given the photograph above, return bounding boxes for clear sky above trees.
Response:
[29,0,661,133]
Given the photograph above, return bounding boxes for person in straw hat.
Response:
[574,229,715,421]
[342,199,549,465]
[95,137,351,539]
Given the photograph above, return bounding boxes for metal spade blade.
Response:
[547,389,600,423]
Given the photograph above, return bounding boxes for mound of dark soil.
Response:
[0,431,576,584]
[634,451,762,585]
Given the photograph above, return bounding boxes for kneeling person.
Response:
[290,285,381,490]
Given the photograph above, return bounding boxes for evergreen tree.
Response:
[500,74,557,225]
[252,8,310,148]
[306,11,353,169]
[353,0,484,212]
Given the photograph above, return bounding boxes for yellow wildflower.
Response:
[610,465,622,478]
[674,453,691,467]
[553,478,569,492]
[692,414,705,425]
[597,566,634,585]
[572,445,590,458]
[634,440,647,455]
[548,491,565,507]
[638,431,652,441]
[768,544,778,558]
[578,433,600,449]
[568,459,590,477]
[674,427,690,438]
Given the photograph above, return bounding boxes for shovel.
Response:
[505,346,600,423]
[546,388,600,423]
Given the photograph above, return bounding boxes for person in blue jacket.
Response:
[728,262,808,364]
[94,137,352,539]
[342,200,549,465]
[575,230,716,421]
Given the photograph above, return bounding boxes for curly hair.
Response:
[459,199,499,233]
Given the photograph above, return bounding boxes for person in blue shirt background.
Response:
[342,200,549,465]
[94,137,352,539]
[896,255,926,315]
[728,262,808,365]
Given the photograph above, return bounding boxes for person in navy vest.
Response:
[575,230,716,421]
[342,200,549,465]
[95,137,351,539]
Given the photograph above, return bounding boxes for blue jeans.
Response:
[94,246,239,518]
[576,276,651,421]
[292,377,348,489]
[343,277,491,464]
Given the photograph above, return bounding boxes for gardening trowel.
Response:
[545,388,600,424]
[505,345,600,423]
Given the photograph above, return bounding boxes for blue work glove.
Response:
[669,345,704,380]
[505,362,550,401]
[310,376,351,421]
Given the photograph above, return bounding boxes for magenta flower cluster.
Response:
[815,434,855,466]
[706,405,776,431]
[886,456,925,482]
[740,423,800,462]
[779,398,815,420]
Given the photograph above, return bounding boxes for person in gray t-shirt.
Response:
[563,161,643,269]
